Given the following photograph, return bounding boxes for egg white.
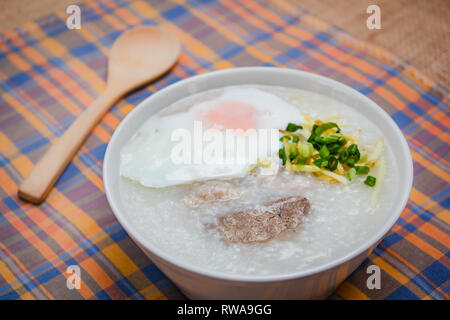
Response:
[120,87,304,187]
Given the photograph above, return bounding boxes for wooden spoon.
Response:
[18,26,181,204]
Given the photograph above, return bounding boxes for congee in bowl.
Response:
[118,84,397,276]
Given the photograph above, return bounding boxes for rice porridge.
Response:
[118,85,398,276]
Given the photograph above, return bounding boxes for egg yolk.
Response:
[201,100,259,131]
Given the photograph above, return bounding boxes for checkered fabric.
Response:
[0,0,448,300]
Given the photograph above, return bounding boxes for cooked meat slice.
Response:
[218,196,310,243]
[183,182,241,208]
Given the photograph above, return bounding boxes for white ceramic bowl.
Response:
[103,67,413,299]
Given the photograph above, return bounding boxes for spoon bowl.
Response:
[108,26,181,94]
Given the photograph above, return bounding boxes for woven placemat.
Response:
[0,0,448,300]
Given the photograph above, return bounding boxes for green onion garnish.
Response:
[314,136,326,145]
[323,133,342,144]
[327,143,341,155]
[355,165,370,174]
[289,143,297,154]
[338,149,349,163]
[286,123,303,132]
[294,157,307,165]
[288,143,298,160]
[346,157,356,167]
[319,145,330,159]
[278,118,378,187]
[299,142,314,158]
[279,135,291,142]
[326,156,338,171]
[364,176,376,187]
[347,144,360,162]
[347,167,356,181]
[278,148,287,165]
[338,138,347,146]
[313,158,328,168]
[347,144,358,154]
[314,122,341,136]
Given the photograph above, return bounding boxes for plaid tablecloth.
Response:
[0,0,448,300]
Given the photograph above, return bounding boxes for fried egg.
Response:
[120,87,304,187]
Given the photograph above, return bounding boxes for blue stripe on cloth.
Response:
[115,278,141,298]
[0,290,19,300]
[407,102,425,115]
[3,196,19,211]
[162,5,188,20]
[20,136,49,154]
[70,43,98,57]
[9,72,31,86]
[386,286,419,300]
[142,264,166,283]
[35,267,60,284]
[90,144,107,162]
[380,233,403,247]
[422,261,450,286]
[56,162,81,186]
[110,229,128,242]
[96,289,112,299]
[392,112,413,128]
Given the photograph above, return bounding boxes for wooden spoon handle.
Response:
[18,87,121,204]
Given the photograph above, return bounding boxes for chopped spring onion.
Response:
[347,167,356,181]
[364,176,376,187]
[278,148,287,165]
[347,144,360,159]
[293,157,307,165]
[315,122,341,136]
[346,157,356,167]
[319,145,330,159]
[346,144,360,166]
[338,149,349,163]
[307,122,341,148]
[286,123,303,132]
[326,156,338,171]
[278,116,383,187]
[289,143,297,155]
[283,139,292,171]
[327,143,341,154]
[298,142,314,158]
[323,133,343,144]
[313,136,327,145]
[313,158,328,168]
[355,165,370,174]
[279,135,291,142]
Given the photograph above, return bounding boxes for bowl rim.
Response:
[103,67,414,282]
